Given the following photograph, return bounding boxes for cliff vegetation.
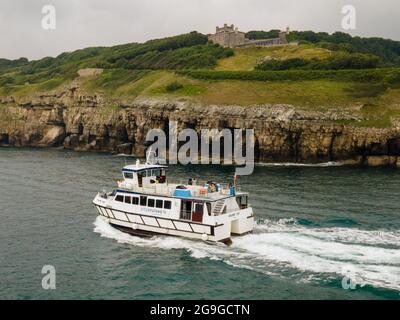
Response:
[1,30,400,165]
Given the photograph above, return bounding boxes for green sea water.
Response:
[0,148,399,299]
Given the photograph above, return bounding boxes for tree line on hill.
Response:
[0,32,233,87]
[1,30,400,90]
[246,30,400,66]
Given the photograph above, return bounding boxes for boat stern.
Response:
[230,208,255,235]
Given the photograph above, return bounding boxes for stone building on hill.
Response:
[208,24,247,48]
[208,24,291,48]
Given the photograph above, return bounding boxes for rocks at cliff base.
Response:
[0,133,9,146]
[365,156,398,167]
[1,89,400,166]
[39,126,66,147]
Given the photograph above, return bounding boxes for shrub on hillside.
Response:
[344,83,388,98]
[256,52,381,71]
[280,30,400,65]
[256,58,309,71]
[0,57,29,71]
[317,52,380,70]
[177,68,400,83]
[166,81,183,92]
[245,30,280,40]
[384,72,400,88]
[110,44,233,70]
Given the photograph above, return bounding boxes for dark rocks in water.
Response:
[0,133,9,146]
[116,143,133,155]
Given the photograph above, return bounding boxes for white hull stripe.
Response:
[108,219,218,242]
[94,204,220,236]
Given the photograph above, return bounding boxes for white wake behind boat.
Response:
[93,158,255,244]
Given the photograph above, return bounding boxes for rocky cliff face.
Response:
[1,84,400,166]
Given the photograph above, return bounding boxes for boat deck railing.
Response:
[117,179,242,200]
[179,210,192,220]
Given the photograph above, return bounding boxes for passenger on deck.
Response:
[207,181,217,193]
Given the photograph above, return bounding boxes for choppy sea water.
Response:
[0,148,399,299]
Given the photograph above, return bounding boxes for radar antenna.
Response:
[146,147,157,165]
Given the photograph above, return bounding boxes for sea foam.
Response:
[93,216,400,291]
[256,161,344,167]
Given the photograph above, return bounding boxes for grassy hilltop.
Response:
[2,30,400,127]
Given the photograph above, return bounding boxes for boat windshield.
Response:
[137,168,167,183]
[124,172,134,179]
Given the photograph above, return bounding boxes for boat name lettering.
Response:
[141,207,164,214]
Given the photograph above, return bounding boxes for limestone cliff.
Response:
[1,83,400,167]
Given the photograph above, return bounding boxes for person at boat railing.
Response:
[205,181,220,193]
[229,182,236,196]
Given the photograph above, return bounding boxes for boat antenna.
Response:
[146,146,156,165]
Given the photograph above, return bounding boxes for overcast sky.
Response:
[1,0,399,60]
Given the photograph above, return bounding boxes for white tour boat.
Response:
[93,158,255,244]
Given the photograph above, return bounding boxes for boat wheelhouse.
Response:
[93,160,254,244]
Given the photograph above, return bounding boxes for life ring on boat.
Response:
[201,233,208,241]
[200,188,207,195]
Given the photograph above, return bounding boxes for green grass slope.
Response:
[216,45,332,71]
[2,30,400,127]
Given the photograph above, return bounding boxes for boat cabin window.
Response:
[164,200,171,209]
[132,197,139,205]
[124,172,134,179]
[134,168,167,183]
[124,196,132,204]
[236,195,248,209]
[138,170,148,179]
[195,203,204,214]
[115,195,124,202]
[147,198,155,207]
[206,202,211,216]
[140,196,147,206]
[156,199,163,208]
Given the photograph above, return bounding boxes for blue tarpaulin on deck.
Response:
[173,189,192,198]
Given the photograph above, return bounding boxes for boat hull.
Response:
[93,201,254,243]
